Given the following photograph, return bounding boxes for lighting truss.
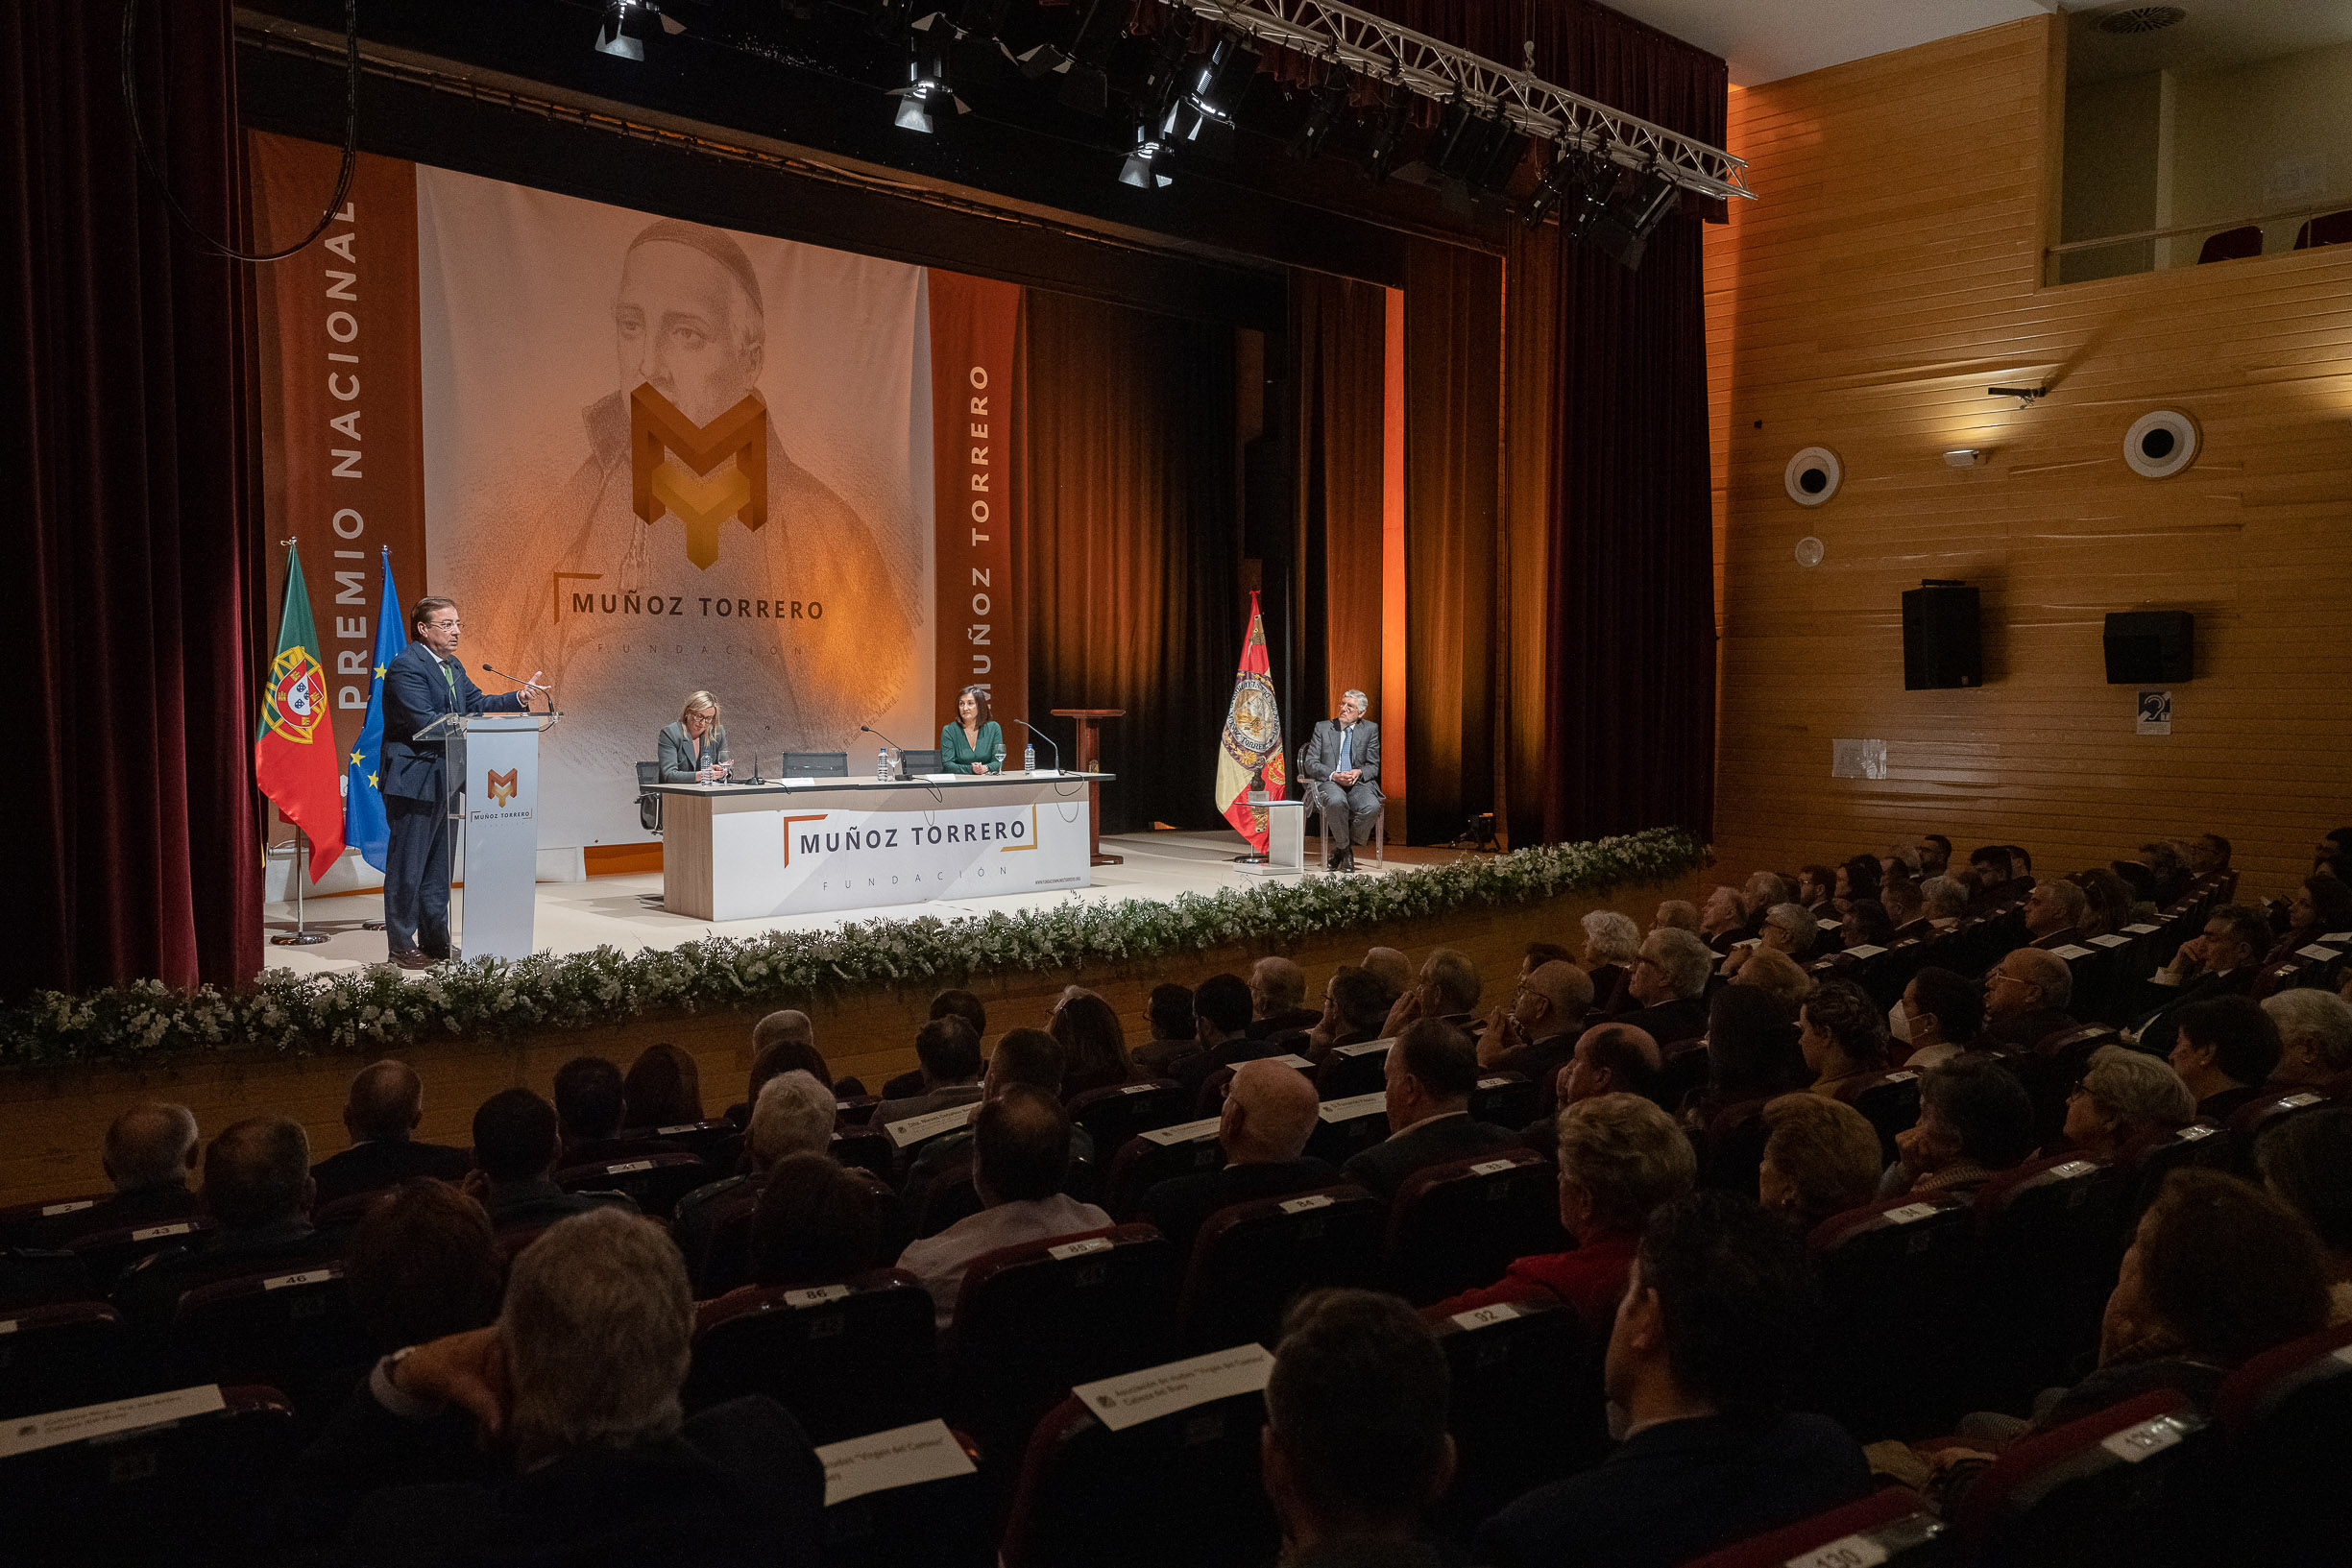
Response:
[1177,0,1753,205]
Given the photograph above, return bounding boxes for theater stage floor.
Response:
[261,832,1459,977]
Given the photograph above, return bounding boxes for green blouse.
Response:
[940,719,1006,774]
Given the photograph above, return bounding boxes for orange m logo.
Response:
[486,768,518,806]
[630,384,768,570]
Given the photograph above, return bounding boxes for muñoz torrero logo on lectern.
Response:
[486,768,518,807]
[630,383,767,570]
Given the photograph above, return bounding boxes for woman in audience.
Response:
[1757,1094,1884,1235]
[1834,854,1881,911]
[1048,987,1136,1098]
[345,1178,505,1356]
[1735,950,1814,1015]
[2266,874,2352,966]
[2063,1045,2196,1164]
[1799,981,1888,1098]
[1579,910,1641,1016]
[1881,1056,2036,1198]
[1429,1093,1695,1331]
[618,1042,703,1129]
[742,1153,887,1289]
[2071,867,2137,941]
[1894,966,1983,1069]
[1688,987,1806,1124]
[1838,899,1895,953]
[2254,1109,2352,1313]
[2170,995,2283,1122]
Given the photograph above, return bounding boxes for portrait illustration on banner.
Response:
[419,173,934,845]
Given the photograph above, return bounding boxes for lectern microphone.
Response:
[478,663,544,689]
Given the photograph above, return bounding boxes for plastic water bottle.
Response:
[1024,743,1036,774]
[877,747,889,782]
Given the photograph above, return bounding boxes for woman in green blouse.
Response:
[940,685,1006,774]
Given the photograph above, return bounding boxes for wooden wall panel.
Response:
[1708,15,2352,905]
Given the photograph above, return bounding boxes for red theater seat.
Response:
[1807,1192,1977,1439]
[685,1269,937,1445]
[1684,1487,1949,1568]
[1424,1293,1603,1537]
[1175,1184,1381,1352]
[1951,1389,2205,1568]
[1104,1121,1225,1221]
[1969,1153,2132,1404]
[1382,1148,1566,1307]
[1065,1079,1188,1154]
[170,1263,369,1418]
[552,1150,711,1219]
[999,1386,1277,1568]
[0,1300,136,1419]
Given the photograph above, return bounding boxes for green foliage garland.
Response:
[0,827,1705,1067]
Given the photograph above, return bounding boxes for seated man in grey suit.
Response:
[1299,688,1382,872]
[1344,1019,1519,1201]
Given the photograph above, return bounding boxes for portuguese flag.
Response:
[255,542,348,880]
[1214,591,1286,854]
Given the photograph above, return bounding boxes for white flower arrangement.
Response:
[0,827,1702,1066]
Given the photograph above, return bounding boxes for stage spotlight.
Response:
[1162,29,1257,159]
[1120,121,1176,188]
[1519,144,1584,227]
[594,0,661,60]
[1361,85,1413,182]
[1286,60,1355,161]
[1583,163,1678,270]
[890,12,967,133]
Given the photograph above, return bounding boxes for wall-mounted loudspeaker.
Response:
[1902,580,1981,690]
[1784,446,1840,506]
[2103,611,2194,684]
[2123,410,2198,479]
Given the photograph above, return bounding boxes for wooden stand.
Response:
[1051,708,1125,866]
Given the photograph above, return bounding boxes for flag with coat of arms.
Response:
[1214,591,1286,854]
[255,542,348,880]
[342,547,405,872]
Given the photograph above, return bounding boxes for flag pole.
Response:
[270,824,330,946]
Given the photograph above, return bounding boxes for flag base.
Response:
[270,930,332,946]
[362,920,387,930]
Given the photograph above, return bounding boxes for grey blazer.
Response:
[657,720,731,783]
[1298,718,1381,787]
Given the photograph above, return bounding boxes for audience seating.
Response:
[831,1126,894,1178]
[552,1151,710,1220]
[308,1189,389,1229]
[0,1192,117,1252]
[2177,1320,2352,1562]
[2009,1025,2119,1146]
[2195,225,2264,264]
[909,1170,985,1240]
[1174,1184,1382,1352]
[1654,1040,1710,1109]
[819,1423,993,1568]
[0,1247,96,1314]
[684,1269,938,1445]
[1807,1192,1978,1439]
[1969,1154,2132,1406]
[834,1094,880,1125]
[1302,1093,1391,1168]
[1190,1052,1314,1117]
[998,1387,1279,1568]
[1951,1389,2207,1568]
[1467,1071,1539,1131]
[1382,1149,1566,1308]
[169,1264,369,1423]
[0,1299,135,1419]
[1683,1487,1952,1568]
[1314,1039,1394,1099]
[1104,1121,1224,1221]
[1064,1079,1187,1156]
[64,1217,214,1287]
[2,1384,300,1562]
[2293,208,2352,250]
[2119,1122,2231,1220]
[1424,1293,1605,1538]
[1832,1068,1924,1165]
[944,1224,1177,1474]
[2224,1085,2334,1169]
[618,1119,744,1172]
[1696,1097,1772,1195]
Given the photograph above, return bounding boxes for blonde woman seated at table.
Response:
[940,685,1006,775]
[657,690,731,784]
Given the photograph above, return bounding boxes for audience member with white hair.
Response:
[1616,928,1714,1046]
[2263,988,2352,1091]
[80,1101,203,1238]
[1580,910,1643,1014]
[1720,903,1818,980]
[1698,885,1745,954]
[2063,1046,2196,1164]
[1652,900,1700,935]
[301,1207,824,1562]
[1919,876,1969,929]
[1976,949,2077,1052]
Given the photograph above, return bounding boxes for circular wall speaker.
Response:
[1784,446,1841,507]
[2124,410,2198,479]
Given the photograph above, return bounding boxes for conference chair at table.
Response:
[634,760,663,833]
[1174,1184,1383,1353]
[684,1269,938,1445]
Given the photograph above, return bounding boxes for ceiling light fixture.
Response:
[594,0,661,60]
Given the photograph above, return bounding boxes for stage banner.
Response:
[927,271,1025,743]
[413,172,938,848]
[248,133,429,800]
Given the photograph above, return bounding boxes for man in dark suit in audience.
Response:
[549,1054,683,1169]
[1475,960,1594,1084]
[1302,965,1394,1065]
[114,1118,346,1325]
[2169,995,2283,1123]
[1475,1191,1870,1568]
[1976,949,2079,1052]
[467,1089,639,1233]
[1698,885,1745,956]
[1168,971,1258,1100]
[1140,1057,1340,1260]
[1245,956,1323,1041]
[896,1027,1097,1234]
[311,1060,472,1207]
[2130,905,2267,1057]
[1881,879,1934,943]
[376,594,544,970]
[276,1207,824,1564]
[2021,879,2089,952]
[867,1018,985,1130]
[1614,929,1713,1048]
[1260,1289,1455,1568]
[1341,1020,1517,1201]
[1964,846,2018,916]
[672,1069,836,1292]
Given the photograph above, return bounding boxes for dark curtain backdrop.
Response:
[1293,272,1387,732]
[1024,291,1241,834]
[1401,241,1504,848]
[2,0,264,998]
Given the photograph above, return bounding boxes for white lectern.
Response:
[416,711,558,961]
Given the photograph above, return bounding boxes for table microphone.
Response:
[1006,717,1061,772]
[860,724,909,780]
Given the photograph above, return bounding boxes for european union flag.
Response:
[343,548,405,872]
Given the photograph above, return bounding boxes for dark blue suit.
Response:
[380,641,524,957]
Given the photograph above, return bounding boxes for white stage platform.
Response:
[261,832,1424,977]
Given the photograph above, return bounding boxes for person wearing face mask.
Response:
[1892,966,1984,1070]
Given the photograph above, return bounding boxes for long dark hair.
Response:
[957,686,995,729]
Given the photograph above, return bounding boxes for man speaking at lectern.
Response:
[380,597,546,970]
[1299,688,1382,873]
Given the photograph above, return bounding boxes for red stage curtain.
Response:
[1293,272,1387,729]
[1023,291,1241,834]
[0,0,264,999]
